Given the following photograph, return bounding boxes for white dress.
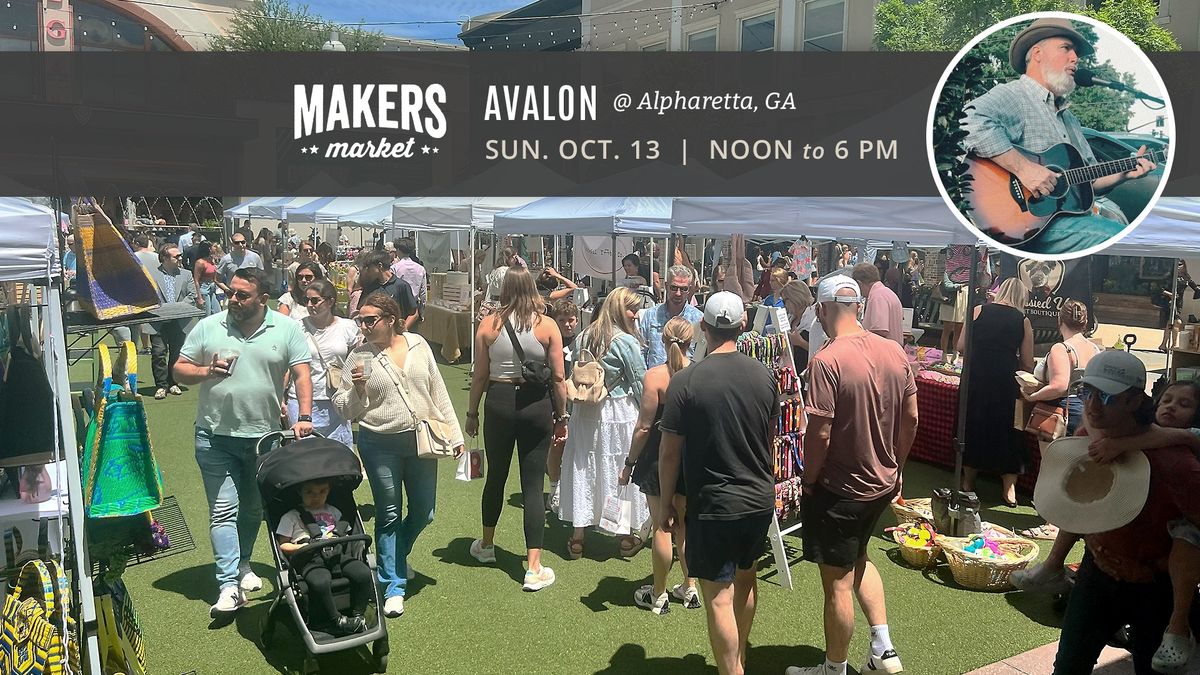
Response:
[558,394,650,532]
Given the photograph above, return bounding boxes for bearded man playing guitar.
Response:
[961,17,1157,255]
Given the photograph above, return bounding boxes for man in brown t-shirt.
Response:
[786,275,919,675]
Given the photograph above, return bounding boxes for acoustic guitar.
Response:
[963,142,1166,246]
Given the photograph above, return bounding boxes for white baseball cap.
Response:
[1080,350,1147,395]
[703,291,745,328]
[816,275,863,304]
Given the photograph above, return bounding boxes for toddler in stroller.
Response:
[257,431,389,673]
[275,478,373,636]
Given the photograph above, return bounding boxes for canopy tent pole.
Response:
[952,245,982,492]
[470,226,477,375]
[1167,258,1180,377]
[611,233,618,290]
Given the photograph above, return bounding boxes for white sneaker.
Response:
[154,388,167,400]
[784,666,827,675]
[209,586,246,617]
[633,585,670,615]
[522,566,555,592]
[863,649,904,674]
[168,385,183,396]
[671,583,702,609]
[383,596,405,618]
[239,570,263,593]
[1010,563,1071,595]
[470,539,496,563]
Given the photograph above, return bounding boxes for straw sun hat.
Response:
[1033,436,1150,534]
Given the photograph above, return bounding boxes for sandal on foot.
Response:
[619,534,644,557]
[567,537,584,560]
[1152,632,1195,674]
[1019,524,1060,541]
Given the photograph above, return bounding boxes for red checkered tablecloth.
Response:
[911,376,959,467]
[908,375,1042,493]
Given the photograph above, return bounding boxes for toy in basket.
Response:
[936,525,1039,591]
[889,497,933,526]
[888,522,942,569]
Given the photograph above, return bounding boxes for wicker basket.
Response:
[937,530,1039,592]
[891,524,941,569]
[889,498,933,526]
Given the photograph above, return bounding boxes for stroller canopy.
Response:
[256,436,363,507]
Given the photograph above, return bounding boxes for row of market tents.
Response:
[222,195,1200,258]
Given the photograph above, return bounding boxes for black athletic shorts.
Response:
[685,512,772,583]
[801,484,893,569]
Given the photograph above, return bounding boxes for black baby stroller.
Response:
[256,430,389,674]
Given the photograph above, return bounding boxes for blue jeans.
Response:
[1063,395,1085,436]
[285,399,352,446]
[1023,214,1125,255]
[358,428,437,599]
[195,428,263,589]
[199,281,221,316]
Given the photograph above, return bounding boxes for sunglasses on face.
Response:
[668,285,690,293]
[230,290,257,300]
[354,315,385,328]
[296,274,315,282]
[231,240,247,245]
[1079,385,1122,406]
[304,296,325,306]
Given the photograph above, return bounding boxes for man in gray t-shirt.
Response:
[217,233,264,287]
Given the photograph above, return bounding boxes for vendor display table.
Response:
[417,304,473,363]
[908,375,1042,494]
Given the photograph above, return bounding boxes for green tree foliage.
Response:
[1088,0,1180,51]
[210,0,384,52]
[876,0,1178,52]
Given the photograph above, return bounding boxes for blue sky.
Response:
[305,1,530,42]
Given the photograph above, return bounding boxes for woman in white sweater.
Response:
[333,291,464,619]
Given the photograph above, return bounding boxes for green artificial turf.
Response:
[74,353,1082,674]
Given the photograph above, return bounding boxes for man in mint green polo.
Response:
[175,267,314,618]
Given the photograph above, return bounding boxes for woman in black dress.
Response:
[958,278,1034,507]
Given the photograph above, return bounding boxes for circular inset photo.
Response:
[928,12,1174,260]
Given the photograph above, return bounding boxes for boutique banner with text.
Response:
[0,52,1193,197]
[1001,255,1093,332]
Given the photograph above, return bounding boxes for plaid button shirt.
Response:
[962,75,1096,164]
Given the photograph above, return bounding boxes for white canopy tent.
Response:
[0,198,60,281]
[669,197,979,246]
[0,198,100,674]
[491,196,672,236]
[1108,197,1200,257]
[336,198,401,230]
[493,196,674,288]
[390,196,536,232]
[222,196,277,220]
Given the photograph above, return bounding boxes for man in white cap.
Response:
[787,275,918,675]
[658,292,778,675]
[962,17,1156,255]
[1029,350,1200,674]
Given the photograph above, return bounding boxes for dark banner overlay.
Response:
[0,53,1191,196]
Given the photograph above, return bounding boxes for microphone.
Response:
[1074,68,1165,105]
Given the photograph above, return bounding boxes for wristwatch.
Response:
[297,415,312,423]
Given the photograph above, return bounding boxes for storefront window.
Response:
[740,12,775,52]
[687,28,716,52]
[803,0,844,52]
[74,1,178,51]
[0,0,38,52]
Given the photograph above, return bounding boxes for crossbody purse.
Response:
[377,342,458,459]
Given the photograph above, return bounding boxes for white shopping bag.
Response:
[455,449,485,482]
[599,485,633,536]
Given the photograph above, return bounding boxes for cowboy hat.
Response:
[1009,17,1094,74]
[1033,437,1149,534]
